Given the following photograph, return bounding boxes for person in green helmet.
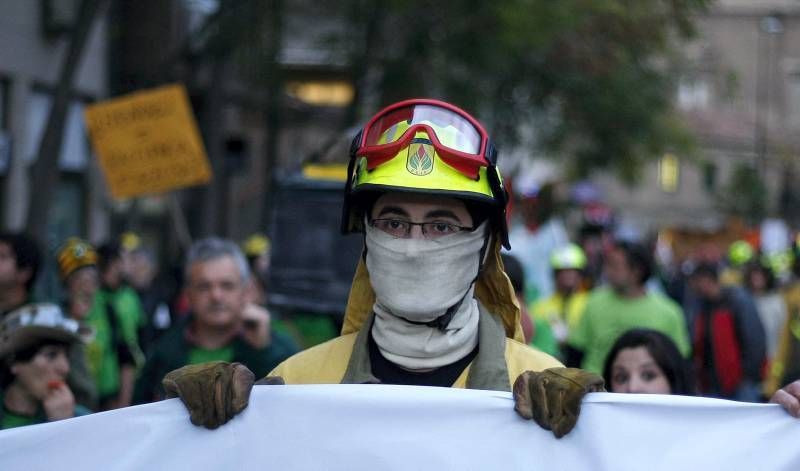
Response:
[720,240,754,287]
[160,99,604,438]
[530,243,589,359]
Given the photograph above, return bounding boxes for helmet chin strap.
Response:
[395,232,493,332]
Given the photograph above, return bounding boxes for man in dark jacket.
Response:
[133,238,298,404]
[688,263,766,401]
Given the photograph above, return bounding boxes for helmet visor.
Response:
[364,103,483,154]
[357,100,491,179]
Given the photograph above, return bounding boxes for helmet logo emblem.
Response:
[407,142,434,176]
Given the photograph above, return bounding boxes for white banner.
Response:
[1,385,798,470]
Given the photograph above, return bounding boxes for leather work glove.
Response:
[163,361,258,429]
[513,367,605,439]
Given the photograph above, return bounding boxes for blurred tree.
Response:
[331,0,709,182]
[155,0,285,237]
[718,162,767,225]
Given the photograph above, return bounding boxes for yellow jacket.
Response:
[765,281,800,395]
[530,291,588,333]
[269,240,562,389]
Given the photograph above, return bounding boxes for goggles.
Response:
[352,99,496,180]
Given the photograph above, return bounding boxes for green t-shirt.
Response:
[1,403,92,430]
[529,317,560,358]
[84,295,120,398]
[188,345,235,365]
[273,313,338,349]
[1,408,38,430]
[96,286,145,355]
[85,287,145,398]
[567,287,691,374]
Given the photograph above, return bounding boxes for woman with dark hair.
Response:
[1,304,91,429]
[603,328,694,395]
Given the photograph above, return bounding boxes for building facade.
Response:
[593,0,800,235]
[0,0,111,244]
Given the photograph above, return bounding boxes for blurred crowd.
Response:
[504,183,800,403]
[2,184,799,429]
[0,232,299,428]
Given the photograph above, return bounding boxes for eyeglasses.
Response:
[369,218,475,239]
[352,99,495,180]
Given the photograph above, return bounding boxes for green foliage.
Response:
[718,162,767,223]
[333,0,710,182]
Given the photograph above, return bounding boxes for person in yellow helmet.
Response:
[242,234,271,276]
[241,234,271,306]
[530,243,589,358]
[57,238,140,411]
[161,99,603,438]
[720,240,754,287]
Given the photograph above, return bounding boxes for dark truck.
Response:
[267,170,363,335]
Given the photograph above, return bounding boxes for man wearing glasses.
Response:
[163,99,604,438]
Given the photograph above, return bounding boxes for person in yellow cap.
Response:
[57,238,99,322]
[530,243,589,358]
[243,234,271,274]
[56,238,138,411]
[54,237,103,410]
[241,234,271,306]
[118,231,141,286]
[162,99,604,437]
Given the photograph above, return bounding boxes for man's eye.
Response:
[430,223,456,234]
[376,220,407,231]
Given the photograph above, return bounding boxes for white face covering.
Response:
[365,220,488,370]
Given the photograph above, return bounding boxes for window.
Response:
[38,174,87,302]
[25,90,91,170]
[182,0,220,35]
[40,0,81,39]
[677,76,710,110]
[787,70,800,129]
[285,80,355,107]
[703,161,717,193]
[659,153,680,193]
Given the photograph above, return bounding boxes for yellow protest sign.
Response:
[84,84,212,199]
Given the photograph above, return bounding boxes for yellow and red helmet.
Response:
[56,238,98,280]
[342,98,509,247]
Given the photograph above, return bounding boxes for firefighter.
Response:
[163,99,604,438]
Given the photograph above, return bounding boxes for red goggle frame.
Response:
[351,99,494,180]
